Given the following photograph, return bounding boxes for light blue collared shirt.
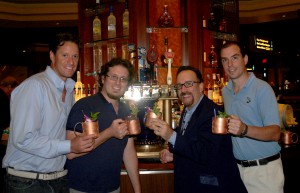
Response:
[3,66,75,173]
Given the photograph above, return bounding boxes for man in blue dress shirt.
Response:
[3,33,96,193]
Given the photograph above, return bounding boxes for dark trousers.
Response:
[1,144,6,193]
[4,174,69,193]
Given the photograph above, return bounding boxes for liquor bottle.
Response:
[202,15,207,28]
[122,1,129,36]
[107,43,116,61]
[219,18,227,32]
[75,71,83,102]
[87,84,91,96]
[112,43,117,58]
[212,73,220,104]
[205,74,213,100]
[93,9,101,41]
[208,9,217,31]
[93,45,102,74]
[107,5,116,39]
[208,45,218,67]
[217,74,224,105]
[158,5,174,27]
[82,84,86,98]
[93,84,97,95]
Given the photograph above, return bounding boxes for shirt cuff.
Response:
[168,131,177,146]
[57,140,71,155]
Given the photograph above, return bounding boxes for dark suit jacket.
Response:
[169,95,247,193]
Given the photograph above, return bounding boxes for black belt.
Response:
[236,153,280,167]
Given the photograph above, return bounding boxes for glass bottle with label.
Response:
[212,73,220,104]
[208,45,218,67]
[93,8,101,41]
[107,5,116,39]
[208,9,217,31]
[205,74,213,100]
[122,1,129,36]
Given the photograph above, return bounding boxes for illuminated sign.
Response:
[254,36,273,51]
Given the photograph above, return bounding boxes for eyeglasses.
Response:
[174,81,201,90]
[105,74,129,83]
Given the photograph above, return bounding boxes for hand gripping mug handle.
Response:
[73,122,82,137]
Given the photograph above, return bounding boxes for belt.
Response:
[7,167,67,180]
[236,153,280,167]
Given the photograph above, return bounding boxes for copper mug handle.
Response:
[73,121,100,137]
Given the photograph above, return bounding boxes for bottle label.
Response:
[108,25,116,31]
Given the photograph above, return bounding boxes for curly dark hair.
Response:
[98,57,134,88]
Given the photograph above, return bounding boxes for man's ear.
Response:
[244,54,248,66]
[49,51,55,64]
[199,82,204,93]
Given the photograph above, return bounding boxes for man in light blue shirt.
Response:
[220,42,284,193]
[2,33,96,193]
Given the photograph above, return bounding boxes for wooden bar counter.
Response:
[121,161,174,193]
[121,143,174,193]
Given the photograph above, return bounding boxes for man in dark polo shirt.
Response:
[65,57,141,193]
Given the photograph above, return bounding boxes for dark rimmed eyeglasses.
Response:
[105,74,129,83]
[174,81,201,90]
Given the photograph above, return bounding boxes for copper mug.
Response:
[144,111,162,128]
[126,115,141,135]
[281,131,298,145]
[212,117,229,134]
[74,121,100,137]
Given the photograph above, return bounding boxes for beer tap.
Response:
[164,49,175,86]
[158,85,162,97]
[130,84,134,98]
[140,83,144,98]
[167,85,171,97]
[149,84,153,98]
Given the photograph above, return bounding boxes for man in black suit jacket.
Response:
[148,66,247,193]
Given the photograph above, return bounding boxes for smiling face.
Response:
[176,70,204,110]
[50,41,79,81]
[101,65,129,101]
[220,44,248,81]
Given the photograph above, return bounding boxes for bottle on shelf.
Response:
[205,74,213,100]
[158,4,174,27]
[219,18,227,32]
[202,15,207,28]
[107,43,117,61]
[219,77,226,103]
[212,73,220,104]
[219,2,227,32]
[107,5,116,39]
[82,84,86,98]
[93,45,102,75]
[208,8,217,31]
[93,84,97,95]
[122,1,129,36]
[93,8,101,41]
[217,74,224,105]
[75,71,83,102]
[208,45,218,67]
[87,84,91,96]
